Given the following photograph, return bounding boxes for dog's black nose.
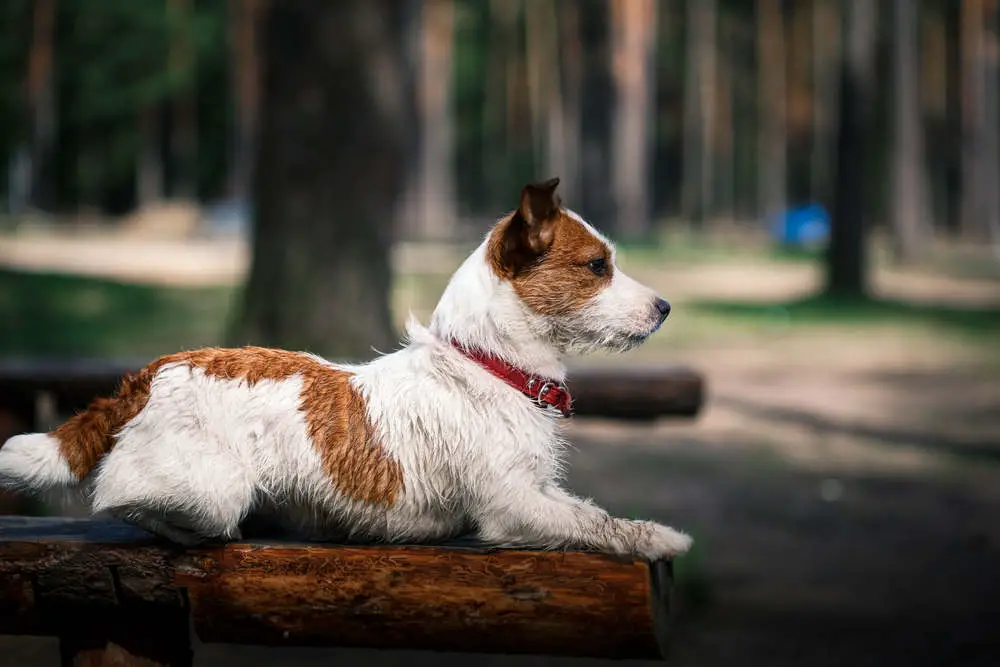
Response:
[654,298,671,320]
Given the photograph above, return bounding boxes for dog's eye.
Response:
[587,257,608,276]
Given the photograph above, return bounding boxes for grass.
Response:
[671,537,715,617]
[3,263,1000,360]
[688,293,1000,341]
[0,268,235,359]
[0,267,451,360]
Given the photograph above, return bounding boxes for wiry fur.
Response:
[0,182,692,560]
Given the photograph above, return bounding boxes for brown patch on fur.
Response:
[50,347,404,506]
[296,365,403,507]
[52,356,176,480]
[488,210,612,316]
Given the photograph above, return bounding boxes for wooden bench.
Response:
[0,516,675,665]
[0,357,705,432]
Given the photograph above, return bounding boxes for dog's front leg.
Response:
[475,483,692,560]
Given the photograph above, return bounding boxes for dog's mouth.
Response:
[557,316,664,355]
[603,331,651,353]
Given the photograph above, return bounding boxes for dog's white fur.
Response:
[0,201,692,560]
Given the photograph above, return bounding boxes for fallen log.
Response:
[570,365,704,420]
[0,357,704,429]
[0,516,674,664]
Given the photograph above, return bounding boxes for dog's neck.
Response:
[427,238,567,382]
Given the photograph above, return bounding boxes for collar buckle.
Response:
[452,340,573,419]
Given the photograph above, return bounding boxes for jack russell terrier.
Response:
[0,178,692,560]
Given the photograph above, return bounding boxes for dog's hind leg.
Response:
[90,429,254,546]
[113,509,211,547]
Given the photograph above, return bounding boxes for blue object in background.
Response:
[202,196,253,239]
[771,203,830,249]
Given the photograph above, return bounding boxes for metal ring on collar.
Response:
[536,381,555,404]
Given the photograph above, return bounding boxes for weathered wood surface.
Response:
[0,358,704,430]
[0,516,673,660]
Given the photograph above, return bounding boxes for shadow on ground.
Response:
[713,394,1000,463]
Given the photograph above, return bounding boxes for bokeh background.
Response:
[1,1,999,666]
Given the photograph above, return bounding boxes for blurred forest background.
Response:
[1,1,999,666]
[3,1,1000,256]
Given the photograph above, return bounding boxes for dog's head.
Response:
[486,178,670,355]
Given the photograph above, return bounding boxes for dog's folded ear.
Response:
[489,178,562,278]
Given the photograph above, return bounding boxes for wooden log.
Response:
[569,365,705,420]
[0,358,704,428]
[0,516,674,660]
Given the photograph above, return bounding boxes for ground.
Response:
[1,226,999,666]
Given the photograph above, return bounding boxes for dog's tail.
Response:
[0,431,78,491]
[0,370,154,492]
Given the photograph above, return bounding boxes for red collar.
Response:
[450,341,573,418]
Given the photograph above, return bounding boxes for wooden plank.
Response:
[0,516,674,660]
[0,358,704,425]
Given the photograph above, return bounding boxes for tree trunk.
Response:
[699,0,717,227]
[577,6,614,227]
[944,0,962,235]
[890,0,930,262]
[824,0,877,297]
[526,0,555,167]
[14,0,57,214]
[680,0,715,229]
[963,0,1000,251]
[555,0,583,201]
[812,0,841,206]
[716,9,735,222]
[525,0,580,201]
[961,0,981,242]
[609,0,657,240]
[757,0,786,223]
[414,0,458,240]
[982,0,1000,253]
[680,0,701,227]
[481,0,520,211]
[136,106,164,208]
[229,0,410,359]
[392,0,422,239]
[168,0,198,200]
[228,0,264,202]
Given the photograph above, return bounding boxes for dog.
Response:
[0,178,692,560]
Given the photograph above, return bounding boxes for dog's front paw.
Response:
[634,521,693,560]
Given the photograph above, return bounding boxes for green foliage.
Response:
[58,2,224,124]
[0,0,962,235]
[0,1,32,158]
[0,0,228,211]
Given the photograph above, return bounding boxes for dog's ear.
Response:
[519,177,561,231]
[492,178,562,277]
